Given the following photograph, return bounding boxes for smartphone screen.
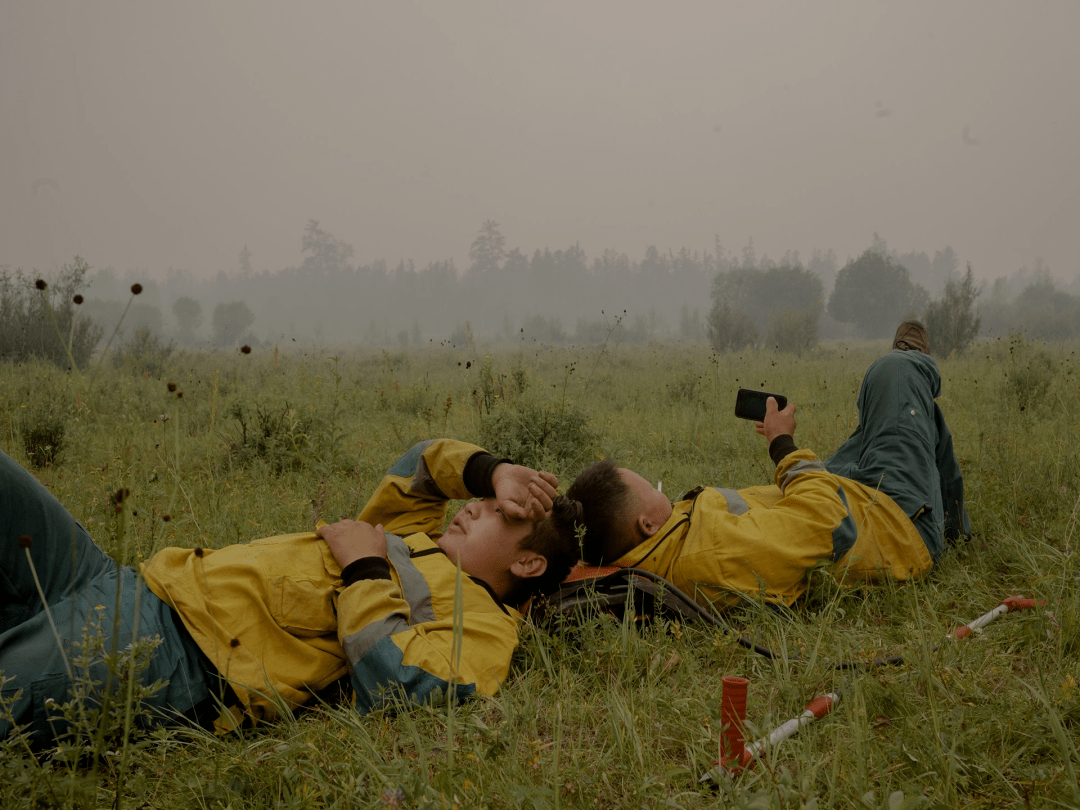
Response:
[734,388,788,421]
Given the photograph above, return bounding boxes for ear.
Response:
[636,513,660,539]
[510,551,548,580]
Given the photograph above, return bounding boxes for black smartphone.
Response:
[734,388,788,421]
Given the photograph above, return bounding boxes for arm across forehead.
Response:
[358,439,491,536]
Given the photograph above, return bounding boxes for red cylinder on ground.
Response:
[721,676,749,769]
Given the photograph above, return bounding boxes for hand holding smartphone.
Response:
[734,388,788,421]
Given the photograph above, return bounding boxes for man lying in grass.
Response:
[1,439,580,745]
[567,322,971,612]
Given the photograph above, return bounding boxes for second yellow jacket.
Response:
[610,449,932,611]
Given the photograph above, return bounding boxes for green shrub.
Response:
[112,327,175,377]
[510,358,530,396]
[706,301,758,352]
[665,368,702,404]
[479,401,596,474]
[925,263,981,356]
[228,401,315,473]
[765,304,820,354]
[1004,333,1055,409]
[22,412,66,467]
[0,257,103,369]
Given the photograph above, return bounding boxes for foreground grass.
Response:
[1,335,1078,808]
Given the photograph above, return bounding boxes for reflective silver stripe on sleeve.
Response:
[343,613,412,663]
[778,459,827,493]
[713,488,749,516]
[385,533,435,625]
[342,533,438,663]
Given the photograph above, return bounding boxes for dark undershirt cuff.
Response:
[769,434,798,466]
[463,452,512,498]
[341,557,392,586]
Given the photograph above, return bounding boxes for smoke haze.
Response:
[3,1,1078,283]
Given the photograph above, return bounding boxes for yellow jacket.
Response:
[142,440,521,722]
[610,449,932,611]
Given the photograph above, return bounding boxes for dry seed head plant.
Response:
[1,339,1078,809]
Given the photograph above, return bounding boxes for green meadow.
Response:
[2,335,1078,809]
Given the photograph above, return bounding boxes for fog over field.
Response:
[3,2,1078,321]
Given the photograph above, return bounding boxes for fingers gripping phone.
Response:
[734,388,788,421]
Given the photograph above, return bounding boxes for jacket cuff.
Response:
[463,451,512,498]
[341,557,392,586]
[769,435,798,466]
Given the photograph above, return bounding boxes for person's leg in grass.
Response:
[0,450,211,745]
[825,326,970,563]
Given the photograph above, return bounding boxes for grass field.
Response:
[2,335,1078,809]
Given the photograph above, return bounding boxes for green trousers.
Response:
[826,349,971,563]
[0,450,211,745]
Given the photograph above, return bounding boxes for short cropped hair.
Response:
[504,495,582,606]
[565,459,635,565]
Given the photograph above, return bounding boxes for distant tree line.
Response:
[3,222,1078,368]
[704,233,1077,355]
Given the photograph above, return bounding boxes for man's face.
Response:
[436,498,534,587]
[618,467,673,534]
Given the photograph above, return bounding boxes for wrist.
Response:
[341,557,392,586]
[769,434,798,465]
[464,452,512,497]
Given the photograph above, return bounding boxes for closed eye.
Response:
[495,507,518,526]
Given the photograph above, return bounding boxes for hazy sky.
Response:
[3,1,1078,282]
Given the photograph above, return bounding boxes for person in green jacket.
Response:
[566,322,970,612]
[1,439,580,745]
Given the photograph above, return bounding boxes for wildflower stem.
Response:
[94,292,136,375]
[37,287,80,372]
[446,561,464,775]
[91,476,130,795]
[66,306,79,365]
[116,581,145,810]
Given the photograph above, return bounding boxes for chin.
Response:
[436,534,457,552]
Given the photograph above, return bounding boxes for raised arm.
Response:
[358,438,558,537]
[356,439,496,537]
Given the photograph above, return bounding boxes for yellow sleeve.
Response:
[357,439,486,537]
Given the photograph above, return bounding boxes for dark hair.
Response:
[565,459,635,565]
[504,495,582,606]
